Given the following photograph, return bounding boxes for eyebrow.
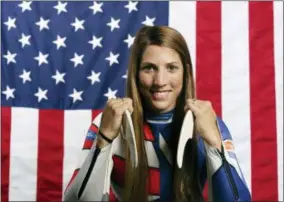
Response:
[141,61,181,66]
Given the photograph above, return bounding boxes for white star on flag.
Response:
[70,53,84,67]
[52,70,66,85]
[2,86,15,100]
[88,35,103,50]
[34,52,49,66]
[35,17,50,31]
[4,16,16,31]
[18,33,31,48]
[142,15,156,26]
[89,2,103,15]
[105,51,119,66]
[3,51,17,64]
[71,17,85,32]
[18,1,32,12]
[19,69,32,84]
[124,34,135,48]
[34,87,48,102]
[53,35,67,50]
[69,88,83,103]
[124,1,138,13]
[87,71,101,85]
[53,1,68,15]
[104,88,118,100]
[107,17,120,32]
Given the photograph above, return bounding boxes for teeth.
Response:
[152,91,169,99]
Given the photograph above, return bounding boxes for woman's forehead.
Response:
[141,45,182,65]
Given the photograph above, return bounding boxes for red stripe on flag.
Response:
[36,110,64,201]
[196,1,222,117]
[196,2,222,200]
[249,2,278,201]
[1,107,11,202]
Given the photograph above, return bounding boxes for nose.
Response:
[153,70,167,86]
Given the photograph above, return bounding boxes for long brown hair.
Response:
[124,25,203,202]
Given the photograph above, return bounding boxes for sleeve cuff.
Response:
[203,141,223,176]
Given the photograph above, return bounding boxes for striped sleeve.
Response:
[63,112,116,201]
[203,117,251,201]
[64,122,99,191]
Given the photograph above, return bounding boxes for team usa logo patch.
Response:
[87,124,98,140]
[83,124,98,149]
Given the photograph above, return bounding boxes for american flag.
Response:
[1,1,283,201]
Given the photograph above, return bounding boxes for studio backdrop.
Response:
[1,1,283,201]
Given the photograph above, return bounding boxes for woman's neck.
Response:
[144,108,175,123]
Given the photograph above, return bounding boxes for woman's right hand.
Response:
[98,98,134,142]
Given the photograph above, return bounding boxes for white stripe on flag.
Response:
[9,108,38,201]
[169,1,196,78]
[221,1,252,192]
[62,110,92,195]
[274,2,283,201]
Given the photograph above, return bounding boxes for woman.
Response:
[64,25,251,202]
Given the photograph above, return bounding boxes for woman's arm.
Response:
[198,117,252,202]
[63,113,115,201]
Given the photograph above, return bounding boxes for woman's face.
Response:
[138,45,184,113]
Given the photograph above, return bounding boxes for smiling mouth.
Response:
[150,90,171,100]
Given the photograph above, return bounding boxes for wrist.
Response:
[98,130,113,143]
[205,129,222,152]
[96,136,110,148]
[96,130,113,149]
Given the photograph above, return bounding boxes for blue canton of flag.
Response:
[1,1,169,110]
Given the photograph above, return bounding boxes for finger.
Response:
[107,98,117,105]
[187,98,197,104]
[111,97,124,105]
[184,105,189,112]
[187,101,201,116]
[185,98,195,112]
[110,102,125,116]
[188,99,208,110]
[111,101,124,109]
[187,99,199,109]
[122,98,134,113]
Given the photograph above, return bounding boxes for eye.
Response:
[140,64,156,73]
[167,64,179,72]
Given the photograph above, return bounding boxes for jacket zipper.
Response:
[219,146,239,201]
[78,148,101,198]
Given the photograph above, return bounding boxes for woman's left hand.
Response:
[185,99,222,151]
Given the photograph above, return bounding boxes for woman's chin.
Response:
[149,101,175,113]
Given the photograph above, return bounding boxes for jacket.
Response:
[63,111,252,201]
